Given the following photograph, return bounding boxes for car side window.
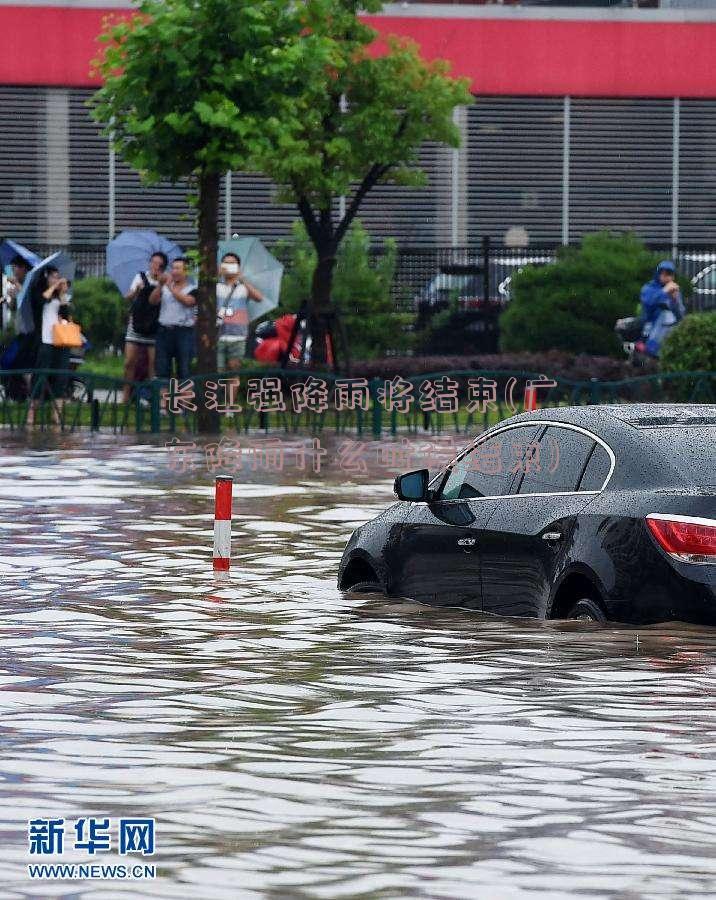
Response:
[578,443,612,491]
[440,425,540,500]
[518,426,596,495]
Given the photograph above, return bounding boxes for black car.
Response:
[338,404,716,625]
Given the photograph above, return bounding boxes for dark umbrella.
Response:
[16,251,76,335]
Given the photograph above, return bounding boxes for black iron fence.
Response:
[384,240,716,312]
[25,239,716,314]
[1,368,714,436]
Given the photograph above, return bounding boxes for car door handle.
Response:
[542,532,562,542]
[457,537,477,547]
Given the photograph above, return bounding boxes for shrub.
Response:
[274,220,414,361]
[71,277,127,353]
[661,312,716,373]
[351,350,640,382]
[415,302,500,356]
[500,231,668,357]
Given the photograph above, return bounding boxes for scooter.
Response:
[615,315,648,366]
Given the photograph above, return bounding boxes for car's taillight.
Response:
[646,514,716,564]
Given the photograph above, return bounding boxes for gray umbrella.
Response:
[218,237,283,322]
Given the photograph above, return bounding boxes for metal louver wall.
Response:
[679,99,716,242]
[0,86,45,243]
[466,98,564,245]
[227,173,296,243]
[115,163,195,245]
[569,99,673,243]
[355,142,453,247]
[69,89,108,243]
[1,86,716,251]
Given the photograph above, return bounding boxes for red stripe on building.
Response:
[0,6,714,98]
[365,16,716,99]
[0,7,127,87]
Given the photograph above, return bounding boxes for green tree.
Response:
[256,0,471,365]
[92,0,300,427]
[92,0,469,398]
[275,220,412,362]
[500,231,664,357]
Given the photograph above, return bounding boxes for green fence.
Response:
[1,368,714,437]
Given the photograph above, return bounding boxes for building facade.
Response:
[0,2,714,249]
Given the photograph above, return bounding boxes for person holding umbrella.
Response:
[0,240,40,332]
[105,230,183,403]
[26,265,72,425]
[13,251,76,424]
[216,252,264,371]
[1,254,32,331]
[122,251,168,404]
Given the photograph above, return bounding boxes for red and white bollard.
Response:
[213,476,233,571]
[523,385,538,412]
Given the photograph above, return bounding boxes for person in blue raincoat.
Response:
[639,260,686,357]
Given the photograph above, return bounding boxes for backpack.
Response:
[131,272,160,337]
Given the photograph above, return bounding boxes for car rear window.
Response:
[642,426,716,486]
[517,426,595,495]
[578,444,612,491]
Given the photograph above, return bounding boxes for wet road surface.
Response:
[0,434,715,898]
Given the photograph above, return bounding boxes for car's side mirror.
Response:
[394,469,430,502]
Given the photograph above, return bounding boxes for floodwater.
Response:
[1,433,715,899]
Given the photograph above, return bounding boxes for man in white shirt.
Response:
[149,257,198,380]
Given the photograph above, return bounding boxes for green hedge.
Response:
[71,276,127,353]
[500,231,672,357]
[661,312,716,373]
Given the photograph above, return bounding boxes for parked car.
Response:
[338,404,716,626]
[496,254,553,302]
[691,263,716,311]
[415,255,553,309]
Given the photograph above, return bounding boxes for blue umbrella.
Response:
[218,237,283,322]
[106,230,183,296]
[16,251,76,335]
[0,238,41,270]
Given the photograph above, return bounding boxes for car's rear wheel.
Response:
[345,580,383,594]
[567,598,606,623]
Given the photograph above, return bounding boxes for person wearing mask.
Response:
[122,251,168,403]
[639,260,686,357]
[150,257,197,381]
[216,252,264,372]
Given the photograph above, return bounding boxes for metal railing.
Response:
[27,239,716,313]
[2,368,713,436]
[385,240,716,311]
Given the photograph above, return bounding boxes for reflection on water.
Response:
[0,433,715,898]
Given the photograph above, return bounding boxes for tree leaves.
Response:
[92,0,301,182]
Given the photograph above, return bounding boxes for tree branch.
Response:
[334,161,391,245]
[294,187,321,246]
[334,112,411,245]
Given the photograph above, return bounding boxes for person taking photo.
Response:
[216,252,264,372]
[122,251,168,403]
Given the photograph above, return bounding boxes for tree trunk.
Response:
[308,248,336,370]
[195,169,220,433]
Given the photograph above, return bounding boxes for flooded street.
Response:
[1,435,715,898]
